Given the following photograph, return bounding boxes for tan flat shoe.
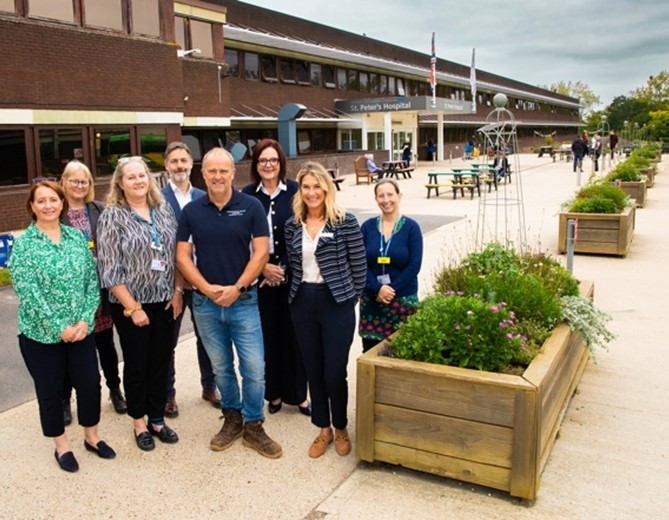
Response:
[308,433,333,458]
[334,429,351,456]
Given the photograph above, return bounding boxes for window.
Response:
[132,0,160,37]
[341,129,362,150]
[296,61,310,85]
[280,59,295,83]
[322,65,335,88]
[397,78,405,96]
[407,80,417,96]
[84,0,123,31]
[245,52,259,80]
[369,73,378,94]
[94,127,132,176]
[347,70,358,90]
[388,77,396,96]
[139,127,166,171]
[261,56,277,82]
[298,130,311,153]
[417,81,427,95]
[29,0,74,22]
[0,0,15,13]
[0,130,28,186]
[310,64,321,86]
[175,16,187,50]
[190,19,214,58]
[379,75,388,95]
[224,49,239,78]
[39,129,83,178]
[366,132,384,151]
[359,72,369,92]
[337,69,347,90]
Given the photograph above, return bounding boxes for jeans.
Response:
[192,289,266,423]
[573,152,584,172]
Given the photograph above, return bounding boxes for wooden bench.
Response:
[354,155,377,185]
[326,168,345,191]
[397,166,414,179]
[425,180,478,199]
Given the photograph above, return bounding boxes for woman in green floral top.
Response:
[11,181,116,473]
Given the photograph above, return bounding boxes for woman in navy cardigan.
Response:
[284,162,366,459]
[242,139,310,417]
[358,178,423,352]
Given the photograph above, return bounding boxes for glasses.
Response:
[118,156,144,165]
[32,176,57,184]
[67,179,90,188]
[258,157,280,167]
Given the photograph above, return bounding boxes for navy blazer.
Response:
[162,182,206,219]
[284,212,366,305]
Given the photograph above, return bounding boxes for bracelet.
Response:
[175,286,184,294]
[123,302,142,318]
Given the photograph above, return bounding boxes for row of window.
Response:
[0,0,161,37]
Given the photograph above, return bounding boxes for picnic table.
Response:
[326,168,344,190]
[382,160,413,179]
[425,171,481,199]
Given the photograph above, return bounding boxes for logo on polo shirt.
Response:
[226,209,246,217]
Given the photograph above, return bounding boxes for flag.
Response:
[470,48,477,112]
[430,32,436,105]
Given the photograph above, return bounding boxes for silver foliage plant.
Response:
[560,295,616,361]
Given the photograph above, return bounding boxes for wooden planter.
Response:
[356,282,594,501]
[613,180,647,207]
[558,206,635,256]
[639,167,655,187]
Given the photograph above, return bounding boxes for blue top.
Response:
[176,190,269,286]
[360,215,423,297]
[162,182,206,219]
[284,213,366,305]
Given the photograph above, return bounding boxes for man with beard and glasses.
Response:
[161,142,221,418]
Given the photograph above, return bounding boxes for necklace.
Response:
[307,216,325,232]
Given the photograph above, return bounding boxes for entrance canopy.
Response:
[335,97,471,160]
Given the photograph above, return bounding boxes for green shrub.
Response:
[570,196,620,213]
[390,294,524,372]
[606,162,644,182]
[568,182,628,213]
[0,268,10,287]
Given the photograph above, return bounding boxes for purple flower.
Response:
[454,323,460,330]
[499,321,506,328]
[506,333,513,340]
[491,305,499,312]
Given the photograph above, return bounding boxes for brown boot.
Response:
[242,420,283,459]
[210,409,243,452]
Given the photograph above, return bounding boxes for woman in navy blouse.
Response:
[241,139,310,417]
[358,178,423,352]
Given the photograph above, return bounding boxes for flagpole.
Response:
[470,48,477,114]
[430,32,436,108]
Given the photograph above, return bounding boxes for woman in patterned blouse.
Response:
[11,181,115,473]
[60,161,127,418]
[97,157,183,452]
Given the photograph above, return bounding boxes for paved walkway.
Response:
[1,153,667,519]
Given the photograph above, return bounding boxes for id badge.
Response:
[377,274,391,285]
[151,258,167,272]
[88,240,95,249]
[377,256,390,265]
[151,242,163,251]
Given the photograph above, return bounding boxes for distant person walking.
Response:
[609,130,619,160]
[571,134,588,173]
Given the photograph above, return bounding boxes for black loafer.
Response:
[84,440,116,459]
[134,431,155,451]
[268,401,282,414]
[54,450,79,472]
[149,423,179,444]
[297,402,312,416]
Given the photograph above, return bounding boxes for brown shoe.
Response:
[334,429,351,456]
[308,431,333,459]
[242,420,282,459]
[164,397,179,418]
[202,388,221,408]
[210,409,243,451]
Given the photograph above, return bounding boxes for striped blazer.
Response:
[284,212,367,304]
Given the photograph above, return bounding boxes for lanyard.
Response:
[131,208,162,250]
[377,217,399,274]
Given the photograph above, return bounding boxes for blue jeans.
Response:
[192,289,265,423]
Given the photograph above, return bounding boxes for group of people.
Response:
[11,138,423,471]
[571,130,618,173]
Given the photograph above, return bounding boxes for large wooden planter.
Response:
[639,167,655,187]
[558,206,635,256]
[614,180,647,207]
[356,282,594,501]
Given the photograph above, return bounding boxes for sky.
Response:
[246,0,669,108]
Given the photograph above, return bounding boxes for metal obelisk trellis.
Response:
[475,93,527,251]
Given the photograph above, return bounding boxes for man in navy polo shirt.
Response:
[176,147,282,459]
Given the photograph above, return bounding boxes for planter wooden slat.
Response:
[558,206,635,256]
[356,282,594,500]
[614,180,646,207]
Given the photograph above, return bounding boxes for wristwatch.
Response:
[123,302,142,318]
[235,284,247,294]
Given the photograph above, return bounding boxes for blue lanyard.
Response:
[377,217,399,257]
[131,208,161,249]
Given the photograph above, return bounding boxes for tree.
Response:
[647,110,669,141]
[540,80,601,117]
[604,95,651,133]
[630,71,669,109]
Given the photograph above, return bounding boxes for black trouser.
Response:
[290,284,355,430]
[63,326,120,401]
[166,289,216,399]
[19,333,100,437]
[259,282,307,405]
[111,302,175,420]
